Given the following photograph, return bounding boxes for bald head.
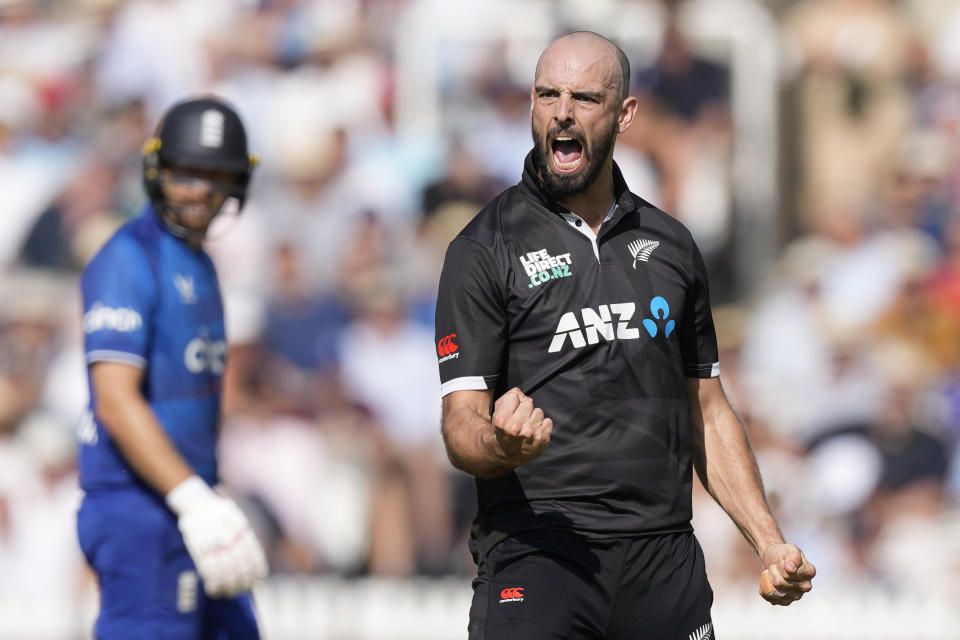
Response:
[529,31,639,201]
[535,31,631,104]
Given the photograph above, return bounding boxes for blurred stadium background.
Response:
[2,0,960,637]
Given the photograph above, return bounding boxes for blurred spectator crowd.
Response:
[1,0,960,622]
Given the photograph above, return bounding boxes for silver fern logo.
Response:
[628,238,659,268]
[688,622,713,640]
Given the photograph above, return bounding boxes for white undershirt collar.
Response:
[560,201,617,261]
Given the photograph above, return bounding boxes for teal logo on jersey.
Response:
[519,248,574,289]
[642,296,675,338]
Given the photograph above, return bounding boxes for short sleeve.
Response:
[81,238,157,369]
[678,239,719,378]
[434,237,508,396]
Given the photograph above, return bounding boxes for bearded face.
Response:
[531,113,618,199]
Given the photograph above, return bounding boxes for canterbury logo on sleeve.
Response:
[499,587,525,603]
[437,333,459,362]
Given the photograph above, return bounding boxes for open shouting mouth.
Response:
[551,136,583,173]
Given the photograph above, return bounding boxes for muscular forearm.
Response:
[688,378,815,604]
[442,388,552,479]
[442,402,513,479]
[692,392,783,558]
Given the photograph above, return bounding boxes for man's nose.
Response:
[554,94,574,125]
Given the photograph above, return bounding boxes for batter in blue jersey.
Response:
[77,96,267,640]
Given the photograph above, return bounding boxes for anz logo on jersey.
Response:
[184,335,226,375]
[548,297,675,353]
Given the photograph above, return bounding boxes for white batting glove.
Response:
[166,476,268,598]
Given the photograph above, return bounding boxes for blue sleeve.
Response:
[81,235,157,368]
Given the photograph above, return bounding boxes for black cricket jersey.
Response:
[435,150,720,556]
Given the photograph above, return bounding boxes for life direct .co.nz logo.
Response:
[519,248,573,289]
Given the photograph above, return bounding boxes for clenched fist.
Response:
[759,543,816,606]
[490,387,553,468]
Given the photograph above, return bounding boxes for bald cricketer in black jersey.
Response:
[436,30,814,640]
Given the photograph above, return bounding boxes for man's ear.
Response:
[617,96,639,134]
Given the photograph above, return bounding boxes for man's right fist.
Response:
[490,387,553,467]
[166,476,268,598]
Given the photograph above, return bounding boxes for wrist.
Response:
[472,429,514,478]
[165,475,214,516]
[758,537,786,562]
[483,428,515,469]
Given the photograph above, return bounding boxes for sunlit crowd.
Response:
[1,0,960,624]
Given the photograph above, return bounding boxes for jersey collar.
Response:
[518,149,637,223]
[559,202,617,261]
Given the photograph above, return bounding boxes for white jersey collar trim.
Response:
[560,202,617,261]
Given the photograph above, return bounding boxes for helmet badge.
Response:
[200,109,225,148]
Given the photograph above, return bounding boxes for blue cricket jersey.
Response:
[79,206,226,490]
